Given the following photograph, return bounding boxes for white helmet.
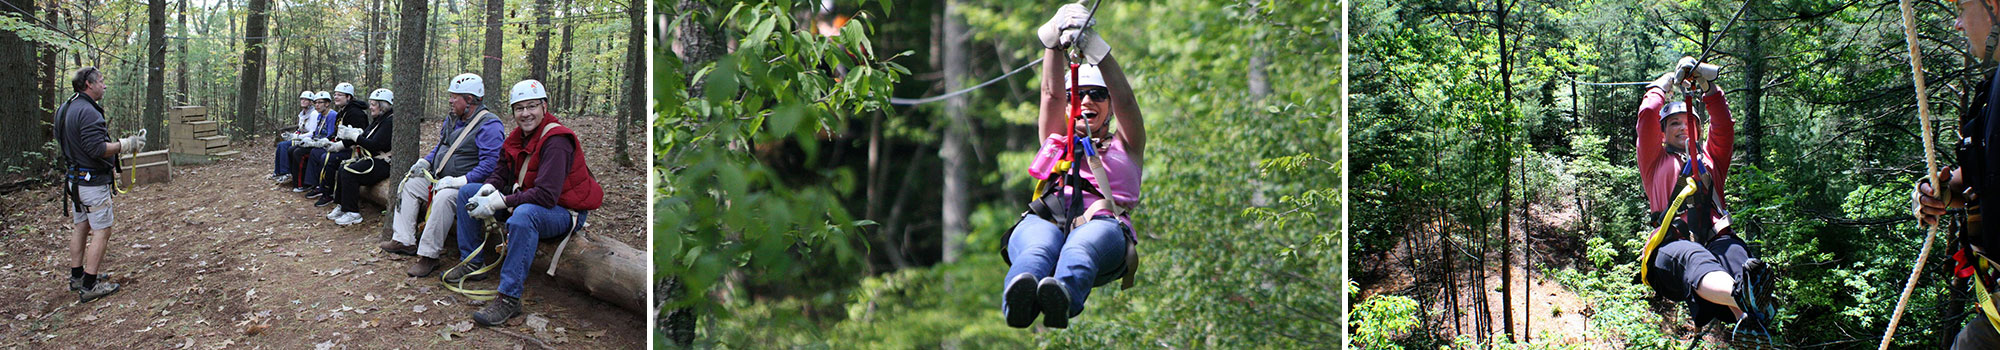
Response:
[1067,63,1107,90]
[334,82,356,96]
[369,88,394,105]
[1660,100,1690,125]
[448,73,484,98]
[314,91,331,101]
[509,80,548,105]
[299,91,314,100]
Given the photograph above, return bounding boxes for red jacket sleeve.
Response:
[1637,85,1668,188]
[1701,88,1734,200]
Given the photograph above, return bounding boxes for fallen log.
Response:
[527,228,648,313]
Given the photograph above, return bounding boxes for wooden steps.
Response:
[167,105,234,159]
[115,150,171,187]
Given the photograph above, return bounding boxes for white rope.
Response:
[1879,0,1941,347]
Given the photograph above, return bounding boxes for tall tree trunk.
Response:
[529,0,554,81]
[0,0,41,171]
[236,0,268,137]
[1741,20,1767,167]
[660,0,721,346]
[175,0,187,102]
[146,0,166,145]
[1495,0,1514,341]
[938,0,971,264]
[365,0,385,88]
[613,0,640,167]
[387,0,429,241]
[483,0,505,102]
[555,0,574,112]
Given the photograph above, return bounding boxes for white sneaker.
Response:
[334,212,364,226]
[326,208,343,220]
[274,174,292,184]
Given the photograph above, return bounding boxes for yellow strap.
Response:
[1638,177,1701,287]
[442,216,507,301]
[1973,257,2000,332]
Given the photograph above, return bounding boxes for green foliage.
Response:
[1351,283,1421,350]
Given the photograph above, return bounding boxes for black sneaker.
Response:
[304,188,323,198]
[78,282,120,303]
[1036,277,1071,329]
[1733,258,1775,320]
[473,295,521,326]
[1004,273,1039,328]
[442,263,489,283]
[313,195,336,207]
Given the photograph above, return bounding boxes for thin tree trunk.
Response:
[938,0,971,263]
[365,0,385,89]
[146,0,166,145]
[529,0,554,81]
[613,0,640,168]
[235,0,268,137]
[483,0,505,103]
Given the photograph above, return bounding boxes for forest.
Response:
[1352,0,1984,348]
[657,0,1342,348]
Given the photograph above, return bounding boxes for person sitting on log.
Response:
[326,88,397,226]
[307,83,370,207]
[445,79,603,326]
[270,91,320,185]
[288,91,335,193]
[381,73,505,277]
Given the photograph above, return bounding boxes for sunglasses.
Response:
[1072,88,1110,102]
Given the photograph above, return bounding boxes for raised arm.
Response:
[1039,48,1070,140]
[1096,54,1144,165]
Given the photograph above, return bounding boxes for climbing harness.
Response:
[1880,0,1945,346]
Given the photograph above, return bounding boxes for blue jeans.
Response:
[273,141,294,176]
[303,148,330,186]
[453,183,587,298]
[1003,215,1128,317]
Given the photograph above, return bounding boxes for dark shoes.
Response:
[1731,258,1777,342]
[1004,273,1039,328]
[407,257,439,277]
[473,295,521,326]
[379,240,418,256]
[1036,277,1072,329]
[78,282,120,303]
[313,195,336,207]
[443,263,489,283]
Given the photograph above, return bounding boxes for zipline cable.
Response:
[1880,0,1942,346]
[889,58,1043,106]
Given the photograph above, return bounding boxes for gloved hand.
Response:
[410,158,431,176]
[1676,56,1719,93]
[337,125,363,141]
[327,140,347,153]
[1037,3,1092,49]
[118,129,147,153]
[433,176,467,192]
[468,187,507,218]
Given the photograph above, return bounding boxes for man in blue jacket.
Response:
[380,73,504,277]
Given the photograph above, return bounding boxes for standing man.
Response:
[1912,0,2000,346]
[381,73,504,277]
[54,67,145,302]
[446,80,602,326]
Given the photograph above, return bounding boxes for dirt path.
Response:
[0,114,646,349]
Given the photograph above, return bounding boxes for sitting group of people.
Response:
[265,73,605,326]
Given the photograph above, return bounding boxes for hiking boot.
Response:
[472,295,521,327]
[1036,277,1072,329]
[314,195,336,207]
[407,257,439,277]
[334,212,363,226]
[1003,273,1040,328]
[69,272,110,292]
[78,281,120,303]
[443,263,489,283]
[379,240,419,256]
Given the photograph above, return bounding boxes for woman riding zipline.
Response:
[1633,56,1773,339]
[1000,2,1145,329]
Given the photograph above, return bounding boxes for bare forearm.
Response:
[1096,54,1145,163]
[1040,49,1070,138]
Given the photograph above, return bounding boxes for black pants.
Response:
[1959,308,2000,349]
[334,158,390,212]
[1646,234,1754,327]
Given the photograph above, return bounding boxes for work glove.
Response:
[1676,56,1720,94]
[410,158,431,177]
[326,140,347,153]
[433,176,467,192]
[118,129,148,153]
[1037,4,1092,50]
[468,186,507,218]
[337,125,363,141]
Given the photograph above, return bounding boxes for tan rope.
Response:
[1880,0,1942,347]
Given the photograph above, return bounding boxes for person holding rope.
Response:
[1000,2,1145,329]
[1910,0,2000,346]
[269,91,321,185]
[1633,56,1772,337]
[325,89,397,226]
[55,67,144,302]
[445,80,602,326]
[307,83,370,207]
[381,73,504,277]
[293,91,338,194]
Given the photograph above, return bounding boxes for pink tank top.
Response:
[1028,133,1142,226]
